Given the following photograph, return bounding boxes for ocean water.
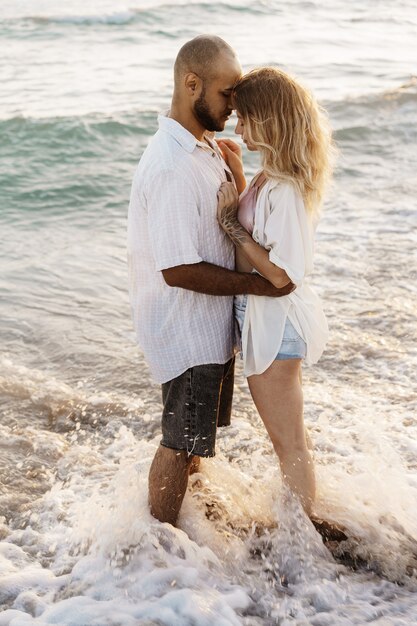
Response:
[1,0,417,624]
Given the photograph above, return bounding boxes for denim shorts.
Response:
[234,295,306,361]
[160,358,234,458]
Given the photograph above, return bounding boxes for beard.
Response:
[194,86,226,132]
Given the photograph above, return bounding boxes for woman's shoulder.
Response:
[265,178,304,207]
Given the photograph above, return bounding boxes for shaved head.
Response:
[174,35,237,85]
[170,35,241,136]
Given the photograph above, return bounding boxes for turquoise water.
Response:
[1,1,417,624]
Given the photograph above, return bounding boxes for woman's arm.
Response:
[217,182,291,289]
[216,139,247,195]
[216,140,249,271]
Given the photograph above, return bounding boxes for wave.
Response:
[0,110,158,140]
[0,1,271,31]
[0,111,157,221]
[327,76,417,111]
[381,75,417,100]
[0,356,152,432]
[5,0,416,31]
[326,76,417,139]
[29,11,139,26]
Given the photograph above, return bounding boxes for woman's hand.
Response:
[216,139,246,194]
[216,138,242,165]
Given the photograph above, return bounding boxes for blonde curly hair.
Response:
[232,67,335,213]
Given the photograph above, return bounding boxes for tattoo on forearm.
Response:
[221,217,247,246]
[219,204,247,246]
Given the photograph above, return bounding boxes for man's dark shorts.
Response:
[161,357,235,458]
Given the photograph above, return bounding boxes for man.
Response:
[127,35,293,526]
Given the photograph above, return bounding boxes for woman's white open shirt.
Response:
[241,178,329,376]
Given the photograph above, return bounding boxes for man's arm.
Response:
[162,262,294,297]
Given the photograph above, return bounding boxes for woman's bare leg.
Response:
[299,368,313,451]
[248,359,315,515]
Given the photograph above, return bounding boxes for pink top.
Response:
[237,173,266,235]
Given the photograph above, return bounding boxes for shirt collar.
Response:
[158,114,218,154]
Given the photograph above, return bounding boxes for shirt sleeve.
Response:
[146,169,203,271]
[263,183,308,286]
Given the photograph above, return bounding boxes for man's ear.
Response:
[184,72,201,97]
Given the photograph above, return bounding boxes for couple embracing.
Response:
[127,35,333,530]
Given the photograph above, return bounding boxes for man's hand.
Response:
[252,274,295,297]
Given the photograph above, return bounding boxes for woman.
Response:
[217,67,334,517]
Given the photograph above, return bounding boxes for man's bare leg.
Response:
[148,445,198,525]
[188,455,201,475]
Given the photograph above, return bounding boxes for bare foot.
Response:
[310,516,348,543]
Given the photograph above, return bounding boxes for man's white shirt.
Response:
[127,115,235,383]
